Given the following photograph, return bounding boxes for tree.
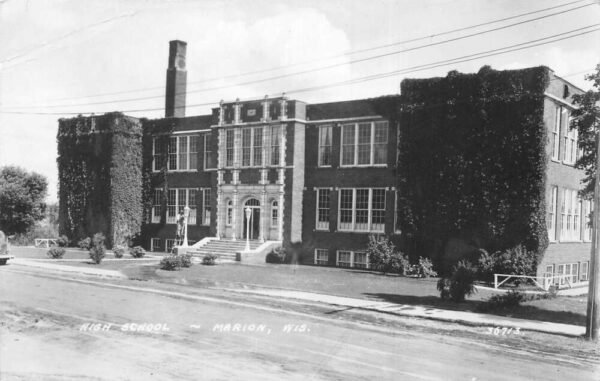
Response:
[573,64,600,198]
[0,166,48,235]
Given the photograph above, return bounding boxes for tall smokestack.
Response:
[165,40,187,117]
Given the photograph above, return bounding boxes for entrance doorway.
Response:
[243,199,260,240]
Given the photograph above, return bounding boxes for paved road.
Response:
[0,268,597,380]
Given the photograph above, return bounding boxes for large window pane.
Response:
[355,189,369,230]
[242,129,251,166]
[357,123,371,165]
[253,127,263,166]
[339,189,353,230]
[318,125,332,166]
[178,136,188,170]
[341,124,355,165]
[168,137,177,170]
[373,122,388,164]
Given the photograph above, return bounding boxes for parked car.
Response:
[0,230,14,265]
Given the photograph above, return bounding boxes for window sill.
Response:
[337,230,385,234]
[339,164,388,169]
[557,240,583,243]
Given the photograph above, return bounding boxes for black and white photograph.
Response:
[1,0,599,379]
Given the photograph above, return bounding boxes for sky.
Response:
[0,0,599,203]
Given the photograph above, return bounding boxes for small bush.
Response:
[367,235,409,275]
[479,290,526,312]
[88,233,106,264]
[160,255,182,271]
[180,253,193,268]
[266,247,287,264]
[129,246,146,258]
[113,245,126,258]
[78,237,91,250]
[47,247,65,259]
[202,253,217,265]
[408,257,438,278]
[438,260,477,302]
[57,235,69,247]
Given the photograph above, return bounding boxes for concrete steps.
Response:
[191,239,262,261]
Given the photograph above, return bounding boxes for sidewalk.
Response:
[10,258,127,279]
[223,287,585,337]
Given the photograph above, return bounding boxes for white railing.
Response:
[34,238,58,248]
[493,273,577,291]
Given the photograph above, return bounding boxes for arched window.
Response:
[226,200,233,226]
[271,200,278,228]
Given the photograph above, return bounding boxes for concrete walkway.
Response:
[10,258,126,279]
[225,288,586,337]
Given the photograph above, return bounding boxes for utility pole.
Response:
[586,132,600,340]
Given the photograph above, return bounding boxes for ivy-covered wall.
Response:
[398,66,550,271]
[57,113,143,247]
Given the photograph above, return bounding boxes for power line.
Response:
[24,0,592,103]
[2,0,595,109]
[2,24,598,116]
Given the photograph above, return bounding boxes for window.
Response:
[154,135,199,172]
[336,250,369,268]
[314,249,329,265]
[253,127,263,166]
[340,121,388,166]
[151,238,162,252]
[152,189,162,223]
[560,189,581,241]
[581,261,589,281]
[557,264,565,285]
[152,139,166,171]
[271,201,278,228]
[241,127,263,167]
[563,111,577,165]
[165,239,176,253]
[166,188,197,224]
[316,189,330,230]
[226,200,233,226]
[547,186,557,240]
[571,263,579,284]
[337,251,352,267]
[225,130,234,167]
[551,106,561,161]
[544,265,554,277]
[354,252,368,269]
[338,188,386,232]
[270,126,281,166]
[318,125,332,166]
[202,188,211,226]
[203,134,215,170]
[584,200,594,242]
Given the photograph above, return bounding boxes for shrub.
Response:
[78,237,91,250]
[493,245,536,276]
[408,256,438,278]
[47,247,65,259]
[202,253,217,265]
[160,255,182,271]
[88,233,106,264]
[437,260,477,302]
[113,245,126,258]
[57,235,69,247]
[266,247,287,264]
[480,290,526,312]
[367,235,409,275]
[129,246,146,258]
[180,253,193,268]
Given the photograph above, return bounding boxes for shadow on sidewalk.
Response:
[363,292,585,326]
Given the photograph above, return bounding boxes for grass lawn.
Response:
[125,261,588,327]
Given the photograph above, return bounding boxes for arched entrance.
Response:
[243,198,260,240]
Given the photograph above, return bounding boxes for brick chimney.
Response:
[165,40,187,117]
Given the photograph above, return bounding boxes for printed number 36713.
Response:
[486,327,521,335]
